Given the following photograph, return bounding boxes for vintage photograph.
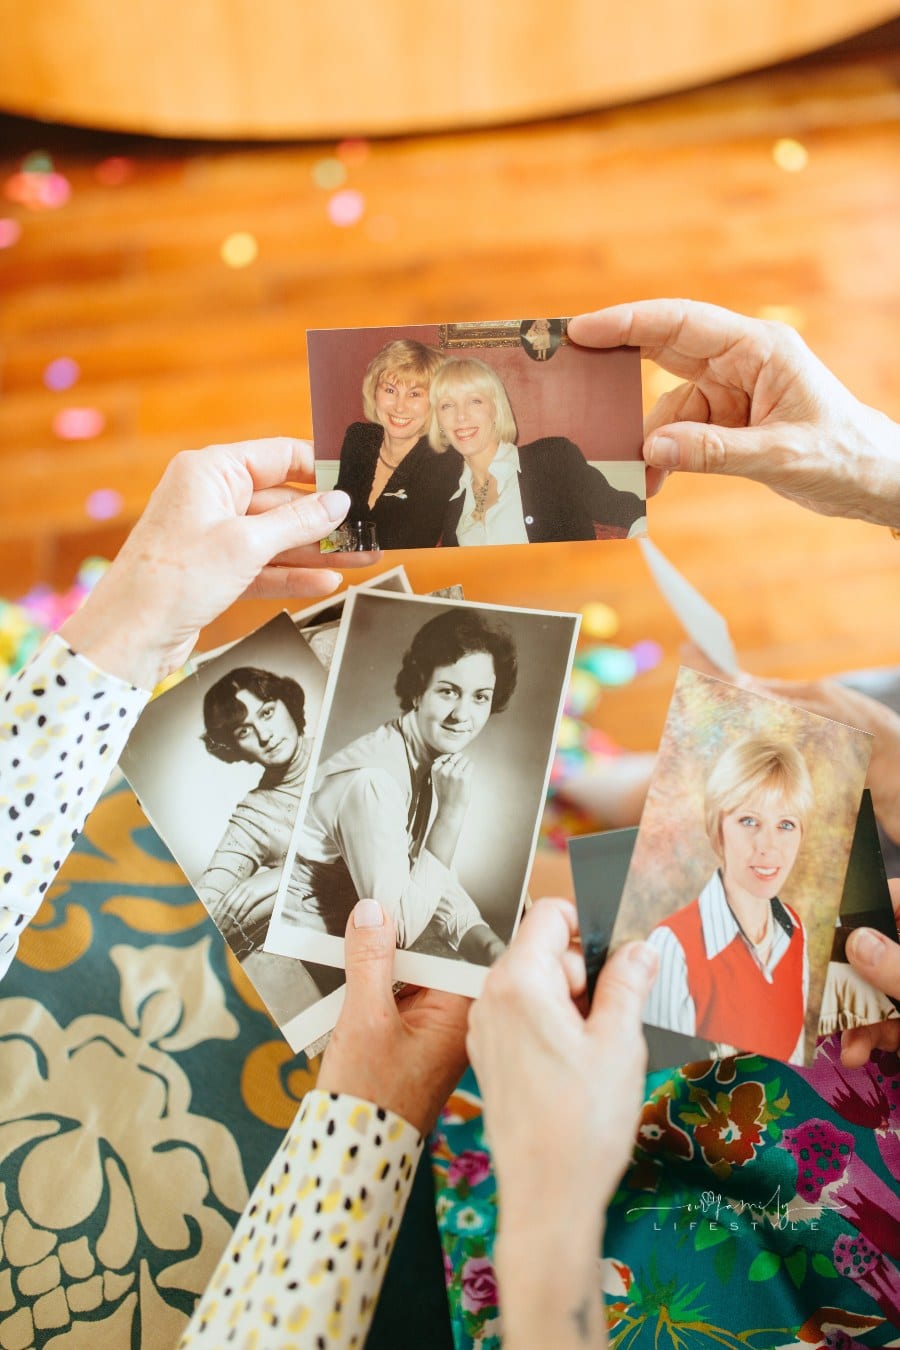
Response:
[570,826,718,1070]
[610,667,872,1065]
[309,319,646,553]
[266,589,579,995]
[818,789,900,1036]
[120,611,345,1051]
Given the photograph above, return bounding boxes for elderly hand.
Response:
[840,879,900,1067]
[316,898,471,1134]
[568,300,900,526]
[467,897,657,1350]
[60,437,376,690]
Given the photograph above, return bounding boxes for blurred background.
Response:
[1,0,899,756]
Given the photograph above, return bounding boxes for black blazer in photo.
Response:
[441,437,646,545]
[335,422,463,551]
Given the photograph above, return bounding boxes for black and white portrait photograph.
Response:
[265,589,579,996]
[309,319,646,554]
[120,611,346,1051]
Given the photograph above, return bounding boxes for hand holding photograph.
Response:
[309,319,646,552]
[265,589,579,996]
[610,667,873,1065]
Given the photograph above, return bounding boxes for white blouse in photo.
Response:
[453,442,529,546]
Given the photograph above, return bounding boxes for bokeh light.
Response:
[53,407,105,440]
[220,231,259,268]
[312,158,348,190]
[43,357,80,391]
[772,138,809,172]
[327,188,365,227]
[85,488,123,520]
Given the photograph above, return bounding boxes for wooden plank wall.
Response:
[1,37,898,751]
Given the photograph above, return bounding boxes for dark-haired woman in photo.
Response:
[197,666,312,957]
[283,609,514,963]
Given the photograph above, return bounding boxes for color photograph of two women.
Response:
[310,319,647,552]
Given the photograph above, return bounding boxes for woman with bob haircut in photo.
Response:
[644,735,814,1063]
[333,338,462,549]
[282,607,513,964]
[197,666,313,958]
[430,355,646,546]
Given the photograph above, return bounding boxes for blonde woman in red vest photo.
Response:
[644,736,814,1064]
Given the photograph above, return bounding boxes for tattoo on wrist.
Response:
[571,1296,592,1342]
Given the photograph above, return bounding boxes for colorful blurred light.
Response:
[327,188,365,227]
[43,357,80,391]
[336,138,370,167]
[772,138,809,172]
[220,231,259,268]
[95,156,136,186]
[630,638,663,673]
[85,489,123,520]
[581,601,619,640]
[0,218,21,249]
[312,157,348,190]
[53,407,105,440]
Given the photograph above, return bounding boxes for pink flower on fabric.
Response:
[448,1149,492,1188]
[461,1256,499,1313]
[443,1249,453,1287]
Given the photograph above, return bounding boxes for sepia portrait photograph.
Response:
[610,667,872,1065]
[120,611,346,1050]
[266,588,579,996]
[309,318,646,554]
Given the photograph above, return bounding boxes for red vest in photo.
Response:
[663,899,806,1062]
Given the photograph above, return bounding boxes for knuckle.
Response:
[697,426,728,473]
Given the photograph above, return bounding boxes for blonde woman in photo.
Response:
[430,356,646,546]
[644,736,813,1063]
[333,338,462,549]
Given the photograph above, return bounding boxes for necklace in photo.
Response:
[472,476,491,521]
[378,451,402,473]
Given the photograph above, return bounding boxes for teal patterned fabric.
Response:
[0,779,449,1349]
[432,1052,900,1349]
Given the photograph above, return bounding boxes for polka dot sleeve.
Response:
[0,634,150,979]
[178,1089,424,1350]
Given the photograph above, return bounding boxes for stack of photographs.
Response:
[122,569,579,1051]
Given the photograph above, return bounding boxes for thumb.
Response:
[643,420,790,484]
[587,941,658,1037]
[846,926,900,1001]
[342,898,399,1022]
[242,487,350,561]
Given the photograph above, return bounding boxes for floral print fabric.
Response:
[432,1048,900,1349]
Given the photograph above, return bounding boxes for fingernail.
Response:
[646,435,679,468]
[628,941,659,981]
[321,489,350,523]
[848,927,886,967]
[353,898,384,929]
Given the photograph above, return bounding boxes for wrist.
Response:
[496,1216,606,1349]
[59,572,187,692]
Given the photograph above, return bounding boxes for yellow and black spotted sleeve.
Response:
[0,634,150,979]
[179,1089,424,1350]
